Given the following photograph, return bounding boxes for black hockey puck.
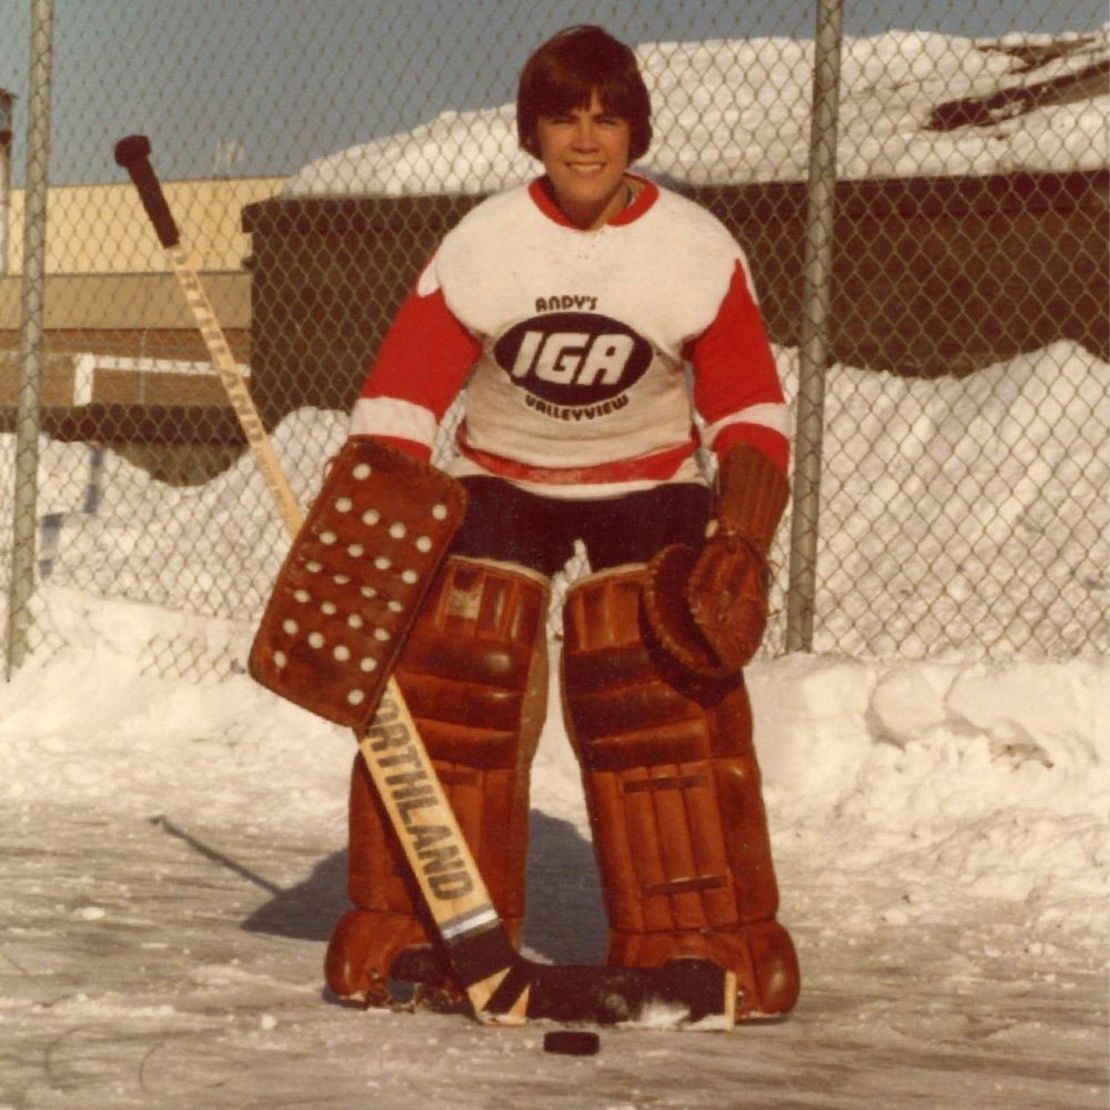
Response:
[543,1030,600,1056]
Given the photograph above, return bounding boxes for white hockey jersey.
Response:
[351,176,789,498]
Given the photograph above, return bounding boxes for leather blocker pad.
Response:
[248,437,467,730]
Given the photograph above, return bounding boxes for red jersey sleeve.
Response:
[349,271,481,461]
[685,260,791,473]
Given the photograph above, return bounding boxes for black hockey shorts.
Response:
[449,475,713,579]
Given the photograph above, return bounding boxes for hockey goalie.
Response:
[251,25,800,1020]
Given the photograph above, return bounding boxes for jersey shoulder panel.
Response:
[433,184,542,327]
[648,185,744,262]
[634,185,753,341]
[436,183,536,268]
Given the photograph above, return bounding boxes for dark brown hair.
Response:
[517,26,652,162]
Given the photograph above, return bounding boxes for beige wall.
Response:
[0,271,250,330]
[4,176,284,275]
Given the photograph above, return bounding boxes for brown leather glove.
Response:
[644,444,789,677]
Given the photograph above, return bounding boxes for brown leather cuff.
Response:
[715,445,789,557]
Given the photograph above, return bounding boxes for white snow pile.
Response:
[0,589,1107,947]
[3,341,1103,662]
[798,340,1110,660]
[747,652,1109,941]
[285,27,1110,196]
[0,408,348,626]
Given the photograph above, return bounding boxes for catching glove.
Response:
[644,444,788,677]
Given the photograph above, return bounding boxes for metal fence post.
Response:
[0,90,13,275]
[785,0,843,653]
[4,0,55,679]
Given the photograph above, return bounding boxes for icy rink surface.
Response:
[0,807,1104,1110]
[0,636,1106,1108]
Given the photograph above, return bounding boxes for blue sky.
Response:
[1,0,1105,185]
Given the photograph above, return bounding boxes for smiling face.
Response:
[535,90,632,230]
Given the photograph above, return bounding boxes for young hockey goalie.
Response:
[320,25,800,1019]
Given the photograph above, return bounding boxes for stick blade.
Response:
[523,961,734,1028]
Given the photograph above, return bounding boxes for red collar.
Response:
[528,174,659,229]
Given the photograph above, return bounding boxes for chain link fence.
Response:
[1,1,1107,681]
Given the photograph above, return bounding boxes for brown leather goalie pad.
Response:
[561,565,799,1017]
[325,557,550,1004]
[248,437,467,730]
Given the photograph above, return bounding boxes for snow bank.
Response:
[748,653,1109,936]
[805,341,1110,659]
[5,342,1105,664]
[0,590,350,828]
[1,603,1105,938]
[285,28,1110,196]
[749,653,1109,816]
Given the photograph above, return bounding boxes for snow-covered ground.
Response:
[1,23,1107,1110]
[0,595,1106,1107]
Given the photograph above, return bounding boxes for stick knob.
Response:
[113,133,180,249]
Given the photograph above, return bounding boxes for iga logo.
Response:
[493,312,652,405]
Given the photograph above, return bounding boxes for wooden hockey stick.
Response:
[113,135,734,1029]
